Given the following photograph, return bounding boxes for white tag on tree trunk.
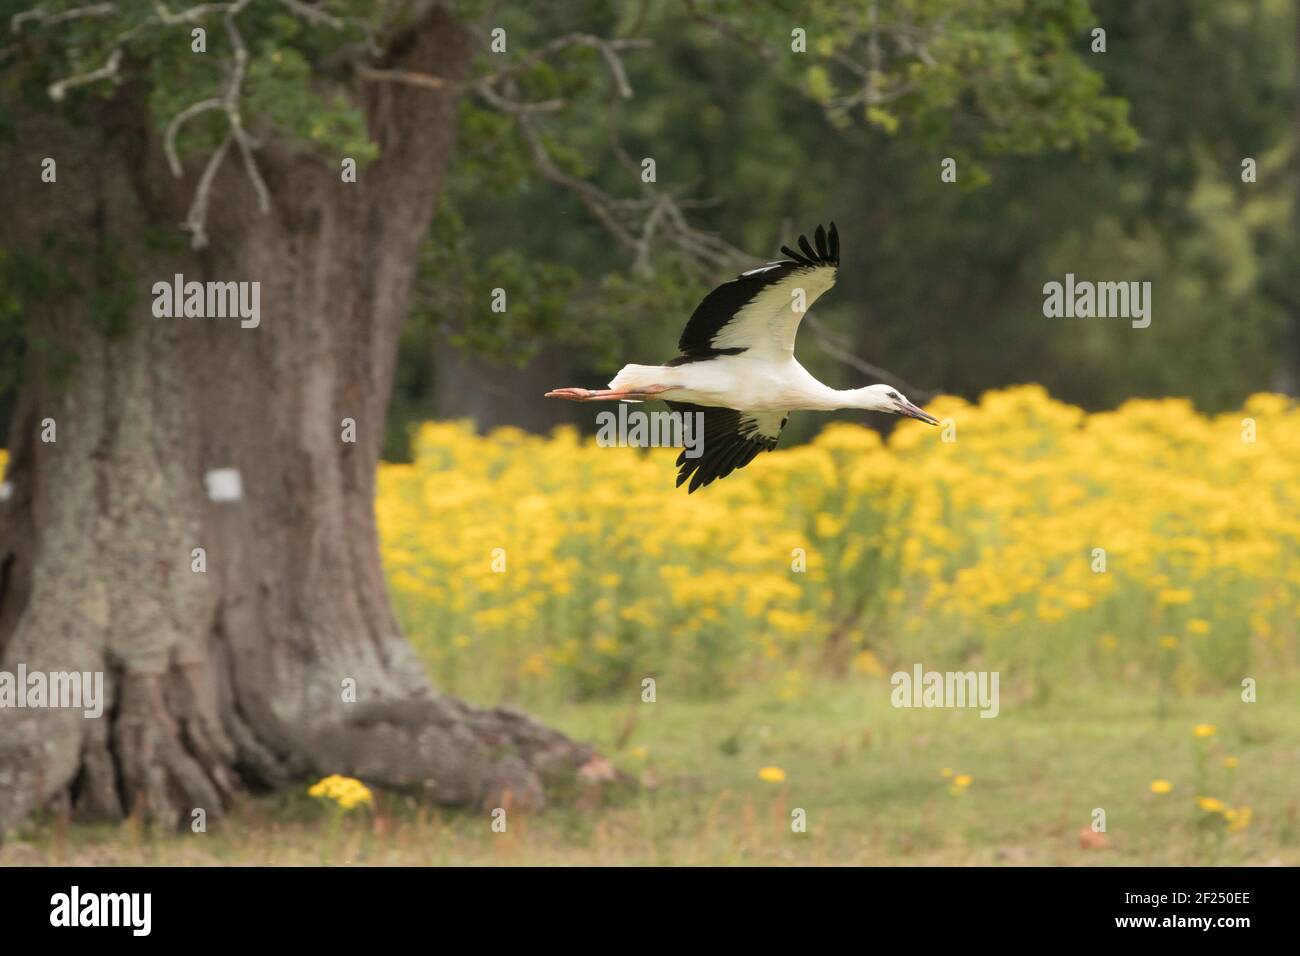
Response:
[204,468,243,502]
[0,481,11,501]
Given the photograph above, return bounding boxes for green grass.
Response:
[5,675,1297,865]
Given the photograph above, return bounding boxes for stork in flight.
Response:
[546,223,938,492]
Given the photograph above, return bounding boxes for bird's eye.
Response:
[888,391,901,400]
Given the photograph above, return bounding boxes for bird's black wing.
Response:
[675,222,839,361]
[665,402,787,493]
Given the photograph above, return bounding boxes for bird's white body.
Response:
[609,354,887,413]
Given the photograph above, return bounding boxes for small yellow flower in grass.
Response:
[757,765,786,783]
[336,784,373,811]
[1099,633,1118,651]
[940,767,954,778]
[308,773,345,798]
[1225,806,1252,832]
[1149,779,1173,794]
[1223,756,1239,769]
[852,649,887,677]
[1157,587,1194,606]
[1187,618,1211,635]
[949,773,973,796]
[309,774,373,811]
[815,513,844,538]
[1197,796,1226,814]
[1193,723,1217,738]
[1159,635,1178,650]
[628,746,648,759]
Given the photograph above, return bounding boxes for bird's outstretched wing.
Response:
[673,223,839,362]
[666,401,787,493]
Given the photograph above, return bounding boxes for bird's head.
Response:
[854,384,939,425]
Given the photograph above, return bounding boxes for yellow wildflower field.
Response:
[377,386,1300,702]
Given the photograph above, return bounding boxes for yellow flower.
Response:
[852,649,887,677]
[309,774,373,811]
[1222,756,1239,769]
[1149,779,1173,794]
[1187,618,1212,635]
[815,513,844,538]
[1225,806,1252,832]
[519,652,550,679]
[1196,796,1226,814]
[1059,590,1088,611]
[628,746,648,759]
[1193,724,1217,738]
[1099,633,1119,651]
[757,766,786,783]
[940,767,954,778]
[949,773,973,795]
[336,785,373,811]
[1159,635,1179,650]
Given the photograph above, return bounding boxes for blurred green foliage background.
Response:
[400,0,1295,457]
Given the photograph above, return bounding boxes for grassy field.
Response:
[6,675,1296,866]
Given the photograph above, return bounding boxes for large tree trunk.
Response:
[0,10,595,833]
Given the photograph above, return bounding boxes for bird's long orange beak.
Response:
[899,400,939,426]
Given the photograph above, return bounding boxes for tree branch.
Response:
[221,1,271,217]
[277,0,341,30]
[151,1,235,26]
[182,131,233,249]
[47,47,120,102]
[164,97,222,177]
[11,3,117,33]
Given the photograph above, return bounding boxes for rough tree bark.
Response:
[0,9,597,833]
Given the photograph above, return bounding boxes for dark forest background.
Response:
[389,0,1297,458]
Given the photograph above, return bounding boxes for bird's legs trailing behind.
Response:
[545,385,677,402]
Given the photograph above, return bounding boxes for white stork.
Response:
[546,223,938,492]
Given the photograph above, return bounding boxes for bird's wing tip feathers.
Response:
[780,221,840,268]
